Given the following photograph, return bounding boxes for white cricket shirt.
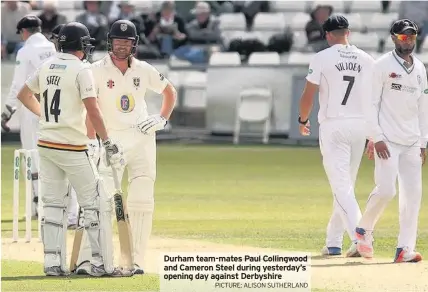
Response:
[26,53,97,148]
[91,55,168,131]
[5,32,56,109]
[306,44,375,124]
[368,50,428,147]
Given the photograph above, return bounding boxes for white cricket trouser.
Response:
[20,107,39,213]
[38,145,108,268]
[319,119,366,248]
[358,142,422,251]
[100,128,156,267]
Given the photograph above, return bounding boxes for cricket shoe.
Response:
[356,227,374,259]
[394,247,422,263]
[321,246,342,256]
[74,260,90,275]
[133,264,144,275]
[44,266,70,276]
[89,264,109,277]
[345,242,361,257]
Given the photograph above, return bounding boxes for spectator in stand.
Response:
[186,2,221,45]
[1,34,8,59]
[305,4,332,52]
[398,1,428,53]
[147,1,187,57]
[109,1,145,36]
[76,1,109,50]
[1,1,32,56]
[38,0,67,37]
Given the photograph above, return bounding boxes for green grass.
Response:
[2,143,428,291]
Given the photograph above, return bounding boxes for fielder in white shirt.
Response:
[16,22,124,276]
[298,15,375,258]
[356,19,427,263]
[1,15,56,217]
[75,20,177,275]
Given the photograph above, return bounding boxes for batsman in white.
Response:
[16,22,124,276]
[75,19,177,275]
[50,23,101,229]
[1,15,56,218]
[298,15,375,257]
[356,19,428,263]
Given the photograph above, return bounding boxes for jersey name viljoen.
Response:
[306,44,375,124]
[26,53,97,146]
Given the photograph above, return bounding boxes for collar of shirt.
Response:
[25,32,47,45]
[57,53,81,61]
[392,50,414,71]
[104,54,137,70]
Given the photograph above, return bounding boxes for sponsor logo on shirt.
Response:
[159,73,165,81]
[389,72,402,79]
[133,77,140,88]
[308,69,313,74]
[116,94,135,113]
[424,89,428,94]
[391,83,417,94]
[49,64,67,70]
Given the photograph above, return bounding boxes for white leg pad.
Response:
[42,202,68,271]
[78,180,114,273]
[127,176,155,267]
[67,185,78,225]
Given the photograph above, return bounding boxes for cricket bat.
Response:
[69,206,84,272]
[112,168,134,271]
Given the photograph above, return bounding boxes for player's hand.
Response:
[136,114,167,135]
[1,104,17,132]
[102,139,125,170]
[374,141,390,160]
[299,120,311,136]
[87,139,100,165]
[366,140,375,160]
[421,148,426,165]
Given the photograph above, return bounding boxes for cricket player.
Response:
[298,15,375,257]
[1,15,56,218]
[49,23,101,229]
[75,19,177,275]
[16,22,124,276]
[356,19,427,263]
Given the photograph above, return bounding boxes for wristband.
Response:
[298,116,309,125]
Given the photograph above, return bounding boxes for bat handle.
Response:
[111,167,121,191]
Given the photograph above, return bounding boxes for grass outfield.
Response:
[2,143,427,291]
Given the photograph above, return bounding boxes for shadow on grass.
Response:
[2,274,112,281]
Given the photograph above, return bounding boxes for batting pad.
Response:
[127,176,155,266]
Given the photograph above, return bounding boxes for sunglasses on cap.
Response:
[394,34,417,41]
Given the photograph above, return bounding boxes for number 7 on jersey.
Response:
[341,75,355,105]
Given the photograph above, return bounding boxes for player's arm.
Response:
[1,50,28,131]
[17,66,41,117]
[298,57,321,135]
[367,63,385,143]
[418,68,428,164]
[136,64,177,135]
[78,68,109,141]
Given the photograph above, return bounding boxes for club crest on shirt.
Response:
[424,89,428,94]
[116,94,135,113]
[417,75,422,85]
[133,77,140,88]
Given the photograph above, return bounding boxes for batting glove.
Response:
[102,139,125,170]
[136,114,167,135]
[1,104,17,132]
[87,139,101,165]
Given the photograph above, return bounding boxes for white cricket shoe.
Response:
[356,227,374,259]
[394,247,422,263]
[345,242,361,257]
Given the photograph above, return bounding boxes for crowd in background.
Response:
[1,0,428,63]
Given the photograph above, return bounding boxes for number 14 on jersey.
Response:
[43,89,61,123]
